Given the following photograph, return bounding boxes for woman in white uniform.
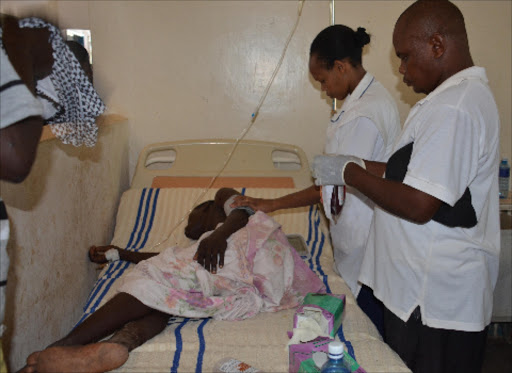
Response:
[232,25,400,335]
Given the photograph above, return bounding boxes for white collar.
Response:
[416,66,488,106]
[348,72,375,102]
[331,72,375,122]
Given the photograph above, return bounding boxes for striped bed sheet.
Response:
[79,187,410,373]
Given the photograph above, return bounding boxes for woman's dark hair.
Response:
[310,25,370,69]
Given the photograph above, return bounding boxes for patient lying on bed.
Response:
[21,188,325,373]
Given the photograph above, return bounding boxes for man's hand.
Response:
[312,154,366,186]
[193,234,228,274]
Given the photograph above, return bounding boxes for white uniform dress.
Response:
[324,72,400,296]
[359,67,500,332]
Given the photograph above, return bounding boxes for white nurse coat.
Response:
[324,72,400,296]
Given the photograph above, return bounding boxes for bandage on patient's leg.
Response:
[107,310,169,351]
[48,292,157,348]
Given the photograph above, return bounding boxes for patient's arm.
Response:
[194,188,251,273]
[89,245,158,264]
[194,209,249,273]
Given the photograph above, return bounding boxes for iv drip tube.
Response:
[147,0,306,250]
[330,0,337,114]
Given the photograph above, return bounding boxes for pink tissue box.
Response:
[288,293,366,373]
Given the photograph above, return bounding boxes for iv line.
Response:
[147,0,306,251]
[330,0,337,115]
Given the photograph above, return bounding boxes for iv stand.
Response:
[330,0,337,115]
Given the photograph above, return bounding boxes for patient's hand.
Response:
[231,195,274,213]
[89,245,119,264]
[193,235,227,274]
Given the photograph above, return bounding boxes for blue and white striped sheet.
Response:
[78,187,362,372]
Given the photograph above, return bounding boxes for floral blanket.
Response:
[117,211,326,320]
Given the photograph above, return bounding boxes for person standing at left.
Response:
[1,14,105,370]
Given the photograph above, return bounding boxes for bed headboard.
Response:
[131,139,313,189]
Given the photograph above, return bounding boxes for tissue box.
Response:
[289,336,331,372]
[294,293,345,338]
[288,294,345,373]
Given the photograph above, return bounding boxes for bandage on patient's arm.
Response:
[105,248,120,262]
[224,195,255,216]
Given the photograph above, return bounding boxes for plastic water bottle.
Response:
[320,341,351,373]
[499,158,510,199]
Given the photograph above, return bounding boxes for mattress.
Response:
[78,187,411,373]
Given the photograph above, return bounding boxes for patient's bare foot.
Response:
[23,342,129,373]
[16,351,40,372]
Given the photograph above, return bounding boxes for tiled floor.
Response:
[482,323,512,373]
[482,337,512,373]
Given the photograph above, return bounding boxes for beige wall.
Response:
[2,0,511,175]
[0,118,129,371]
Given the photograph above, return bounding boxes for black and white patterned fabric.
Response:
[1,17,106,147]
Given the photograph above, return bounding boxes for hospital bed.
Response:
[79,139,411,372]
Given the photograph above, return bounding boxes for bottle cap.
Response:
[327,341,344,359]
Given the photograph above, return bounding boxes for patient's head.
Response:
[185,200,226,240]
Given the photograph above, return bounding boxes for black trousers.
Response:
[357,284,385,337]
[383,306,488,373]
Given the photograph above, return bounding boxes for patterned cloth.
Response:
[118,211,326,320]
[0,17,106,147]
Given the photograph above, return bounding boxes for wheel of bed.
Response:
[79,140,411,372]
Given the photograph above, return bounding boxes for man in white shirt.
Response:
[311,1,500,372]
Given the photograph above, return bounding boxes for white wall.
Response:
[2,0,510,178]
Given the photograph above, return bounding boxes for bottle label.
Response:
[217,359,260,373]
[499,168,510,177]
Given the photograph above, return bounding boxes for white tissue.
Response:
[312,351,328,368]
[287,307,331,347]
[105,248,120,262]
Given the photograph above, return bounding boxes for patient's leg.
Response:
[107,309,170,351]
[50,292,155,347]
[20,304,169,373]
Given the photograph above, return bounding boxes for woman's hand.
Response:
[89,245,119,264]
[193,235,228,274]
[231,195,274,213]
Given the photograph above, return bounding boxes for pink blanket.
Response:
[118,211,326,320]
